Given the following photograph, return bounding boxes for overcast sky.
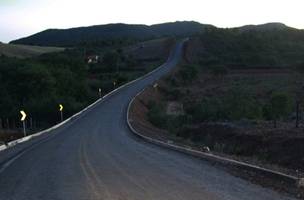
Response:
[0,0,303,43]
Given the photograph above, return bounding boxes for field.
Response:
[0,43,64,58]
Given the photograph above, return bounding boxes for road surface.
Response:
[0,41,295,200]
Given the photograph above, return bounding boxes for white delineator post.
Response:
[22,121,26,137]
[99,88,102,98]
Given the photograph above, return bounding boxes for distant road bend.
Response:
[0,41,295,200]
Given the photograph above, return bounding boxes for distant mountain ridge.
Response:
[237,22,293,31]
[10,21,299,47]
[10,21,214,47]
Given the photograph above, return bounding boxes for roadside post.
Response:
[20,110,27,137]
[30,117,33,129]
[99,88,102,98]
[113,81,117,89]
[59,104,63,122]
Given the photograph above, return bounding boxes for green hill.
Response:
[237,22,292,32]
[10,21,214,47]
[185,25,304,67]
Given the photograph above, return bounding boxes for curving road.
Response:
[0,41,295,200]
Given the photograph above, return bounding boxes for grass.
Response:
[0,43,64,58]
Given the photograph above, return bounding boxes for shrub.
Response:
[185,88,263,122]
[103,51,120,72]
[179,65,198,83]
[269,92,292,127]
[147,101,168,128]
[209,65,229,78]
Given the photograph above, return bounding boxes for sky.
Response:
[0,0,304,43]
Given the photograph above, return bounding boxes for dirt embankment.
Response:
[130,84,304,175]
[130,87,304,198]
[129,86,170,142]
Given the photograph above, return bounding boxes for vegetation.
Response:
[147,26,304,132]
[0,43,64,58]
[147,101,167,129]
[208,65,229,78]
[195,27,304,67]
[178,64,198,83]
[0,49,90,128]
[269,93,291,127]
[0,38,171,135]
[139,25,304,173]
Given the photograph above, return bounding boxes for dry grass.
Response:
[0,43,64,58]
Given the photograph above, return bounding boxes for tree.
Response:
[179,65,198,83]
[103,51,120,72]
[270,93,290,128]
[294,62,304,128]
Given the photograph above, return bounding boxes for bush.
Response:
[209,65,229,78]
[115,73,129,85]
[103,51,120,72]
[167,115,192,135]
[179,65,198,83]
[266,92,292,127]
[147,101,168,128]
[185,88,263,122]
[187,98,227,122]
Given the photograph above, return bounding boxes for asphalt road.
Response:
[0,41,295,200]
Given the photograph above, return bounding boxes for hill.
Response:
[184,25,304,67]
[237,22,292,32]
[10,21,213,47]
[0,43,64,58]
